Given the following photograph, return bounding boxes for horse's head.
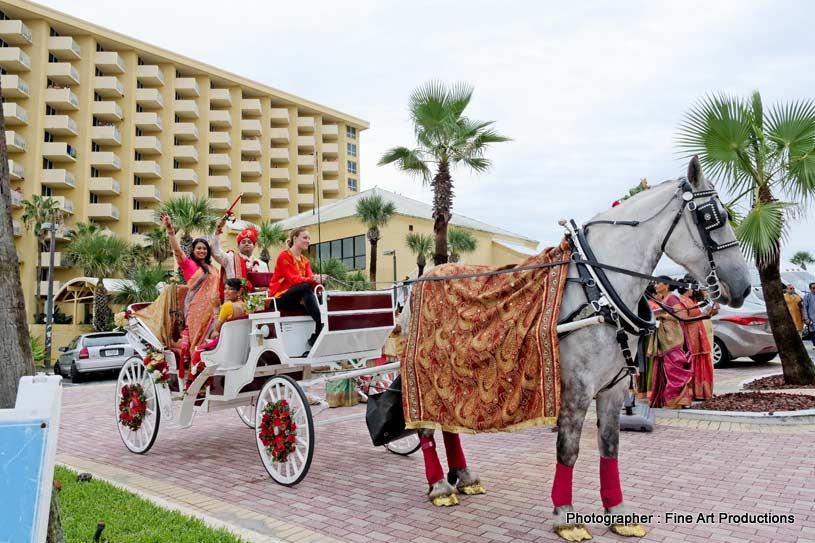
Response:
[662,157,751,308]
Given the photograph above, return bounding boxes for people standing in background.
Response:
[804,283,815,348]
[649,279,693,409]
[784,284,805,333]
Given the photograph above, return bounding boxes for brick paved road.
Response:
[57,362,815,543]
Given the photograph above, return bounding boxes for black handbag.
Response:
[365,376,415,446]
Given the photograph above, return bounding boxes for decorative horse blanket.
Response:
[401,241,571,433]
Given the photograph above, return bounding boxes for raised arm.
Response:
[161,214,185,264]
[210,218,229,266]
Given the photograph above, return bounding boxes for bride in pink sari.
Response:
[649,279,693,409]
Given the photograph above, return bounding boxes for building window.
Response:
[346,126,356,139]
[92,142,101,152]
[137,56,144,66]
[48,53,59,63]
[93,92,103,102]
[42,158,54,170]
[41,186,52,196]
[49,28,60,37]
[134,176,142,185]
[309,234,366,271]
[173,160,180,168]
[43,132,54,143]
[0,11,9,21]
[91,167,100,178]
[0,39,8,49]
[137,81,144,89]
[136,104,144,113]
[347,143,357,157]
[134,151,142,160]
[347,161,357,174]
[90,193,98,204]
[347,178,357,192]
[172,183,179,192]
[133,199,141,210]
[174,115,181,123]
[409,224,413,232]
[96,43,105,52]
[132,224,141,234]
[95,68,103,77]
[135,128,143,137]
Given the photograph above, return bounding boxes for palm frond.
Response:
[65,231,131,279]
[405,232,434,256]
[113,264,169,305]
[766,99,815,202]
[460,157,491,173]
[344,270,372,291]
[156,195,218,238]
[791,250,815,269]
[355,195,397,229]
[377,146,432,183]
[735,201,793,263]
[257,221,287,250]
[448,228,477,254]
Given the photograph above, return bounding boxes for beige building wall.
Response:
[2,0,367,324]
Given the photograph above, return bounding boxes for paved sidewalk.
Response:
[58,371,815,543]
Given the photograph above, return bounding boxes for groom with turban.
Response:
[213,218,269,300]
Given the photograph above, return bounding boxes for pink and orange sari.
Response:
[649,293,692,409]
[178,257,219,376]
[678,295,714,400]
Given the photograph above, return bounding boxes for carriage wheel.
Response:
[255,375,314,486]
[385,432,421,456]
[236,405,256,428]
[115,356,160,454]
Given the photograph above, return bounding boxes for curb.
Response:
[653,406,815,425]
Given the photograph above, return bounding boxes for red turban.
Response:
[236,227,258,245]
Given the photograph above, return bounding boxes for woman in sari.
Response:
[675,284,714,401]
[649,279,693,409]
[637,284,660,400]
[161,214,220,377]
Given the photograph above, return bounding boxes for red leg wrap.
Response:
[420,436,444,485]
[442,432,467,470]
[551,462,574,507]
[600,456,623,509]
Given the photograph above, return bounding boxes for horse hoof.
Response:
[459,481,486,495]
[430,493,460,507]
[447,469,487,496]
[554,524,593,541]
[428,479,459,507]
[610,523,647,537]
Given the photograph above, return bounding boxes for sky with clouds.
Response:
[40,0,815,260]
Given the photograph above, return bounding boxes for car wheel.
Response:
[749,353,777,363]
[70,362,82,383]
[713,338,731,368]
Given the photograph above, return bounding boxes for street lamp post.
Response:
[42,222,57,369]
[383,249,397,305]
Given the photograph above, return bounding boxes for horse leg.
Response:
[552,386,593,542]
[595,384,647,538]
[419,429,459,506]
[443,432,486,496]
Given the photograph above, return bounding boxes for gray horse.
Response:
[403,157,751,540]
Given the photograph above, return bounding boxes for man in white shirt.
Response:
[212,219,269,299]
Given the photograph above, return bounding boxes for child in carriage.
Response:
[189,278,247,379]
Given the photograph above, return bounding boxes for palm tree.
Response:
[66,231,130,331]
[355,194,396,282]
[144,227,172,264]
[156,195,218,256]
[405,232,433,276]
[379,81,510,266]
[113,264,170,306]
[678,91,815,385]
[21,195,65,319]
[448,227,477,263]
[257,220,287,264]
[345,270,372,291]
[313,257,348,289]
[791,251,814,271]
[66,221,103,240]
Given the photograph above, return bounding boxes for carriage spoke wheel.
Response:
[115,356,160,454]
[255,375,314,486]
[385,431,421,456]
[236,404,256,428]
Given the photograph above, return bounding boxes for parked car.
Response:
[712,295,777,366]
[54,332,135,381]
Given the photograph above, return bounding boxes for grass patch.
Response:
[54,466,246,543]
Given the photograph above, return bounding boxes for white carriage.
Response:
[116,272,419,486]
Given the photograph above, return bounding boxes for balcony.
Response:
[209,131,231,149]
[322,180,340,193]
[322,124,338,139]
[269,167,290,182]
[297,193,314,206]
[5,131,26,153]
[136,88,164,109]
[92,101,124,121]
[174,145,199,163]
[44,115,77,136]
[11,189,22,207]
[270,127,289,143]
[207,176,231,192]
[297,174,315,187]
[42,169,76,188]
[44,87,79,111]
[240,182,261,196]
[91,125,122,145]
[94,76,125,98]
[173,122,199,141]
[322,161,339,174]
[1,75,29,98]
[208,153,231,170]
[88,177,120,195]
[13,219,22,236]
[3,102,27,125]
[137,64,165,86]
[87,203,120,221]
[241,160,261,177]
[175,77,200,97]
[39,281,61,295]
[174,99,199,119]
[0,47,31,72]
[322,142,339,156]
[269,188,290,202]
[132,209,159,225]
[135,135,162,154]
[240,203,261,217]
[42,142,77,162]
[297,135,315,150]
[240,138,261,156]
[134,160,162,178]
[173,168,198,185]
[135,112,162,132]
[270,108,289,124]
[51,196,74,214]
[90,151,121,170]
[241,119,262,136]
[45,63,80,86]
[210,88,231,107]
[95,51,126,74]
[8,160,24,180]
[297,155,315,169]
[208,109,231,128]
[268,208,289,220]
[210,197,229,211]
[270,147,289,163]
[297,116,315,132]
[47,36,81,60]
[0,20,33,45]
[241,98,262,116]
[132,184,162,202]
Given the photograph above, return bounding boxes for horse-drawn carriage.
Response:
[116,272,419,486]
